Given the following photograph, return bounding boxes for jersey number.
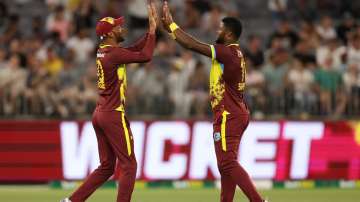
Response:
[96,59,106,89]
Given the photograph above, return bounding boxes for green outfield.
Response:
[0,186,360,202]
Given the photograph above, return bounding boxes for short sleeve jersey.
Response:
[209,44,249,117]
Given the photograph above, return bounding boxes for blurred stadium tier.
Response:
[0,0,359,120]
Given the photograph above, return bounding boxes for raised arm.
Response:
[126,1,158,52]
[110,2,157,64]
[162,1,212,58]
[126,33,149,51]
[110,34,156,64]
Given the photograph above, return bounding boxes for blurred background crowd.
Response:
[0,0,359,120]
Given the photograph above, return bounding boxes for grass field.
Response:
[1,186,359,202]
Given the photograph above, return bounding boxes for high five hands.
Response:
[148,0,158,34]
[147,1,176,34]
[161,1,174,33]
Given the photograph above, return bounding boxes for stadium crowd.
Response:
[0,0,359,120]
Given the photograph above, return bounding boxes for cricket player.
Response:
[161,2,266,202]
[60,2,158,202]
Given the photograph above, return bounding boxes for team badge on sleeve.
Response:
[213,132,221,142]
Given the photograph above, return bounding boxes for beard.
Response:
[115,32,125,43]
[215,36,224,44]
[116,36,125,43]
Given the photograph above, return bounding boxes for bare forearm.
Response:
[173,28,211,58]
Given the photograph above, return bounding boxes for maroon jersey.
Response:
[95,33,155,112]
[209,43,249,120]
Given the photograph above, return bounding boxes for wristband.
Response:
[169,22,179,32]
[170,33,176,40]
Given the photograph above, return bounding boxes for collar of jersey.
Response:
[99,44,113,49]
[227,43,239,47]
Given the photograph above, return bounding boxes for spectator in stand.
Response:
[23,55,49,115]
[187,61,208,118]
[128,0,148,29]
[0,54,27,115]
[201,4,225,39]
[43,47,64,77]
[244,35,265,69]
[46,5,71,42]
[314,57,347,117]
[265,36,284,63]
[316,15,337,42]
[268,0,288,22]
[221,0,240,17]
[54,55,81,118]
[298,20,320,50]
[31,16,45,39]
[336,12,357,44]
[133,62,165,114]
[101,0,124,18]
[294,39,316,65]
[268,18,299,49]
[78,63,98,115]
[343,63,360,115]
[316,39,344,71]
[0,15,21,46]
[9,39,27,67]
[73,0,99,30]
[183,0,201,29]
[245,59,266,119]
[287,59,316,116]
[0,48,7,69]
[262,48,290,114]
[66,28,94,66]
[166,51,196,118]
[346,34,360,68]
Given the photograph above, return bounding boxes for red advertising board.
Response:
[0,121,359,182]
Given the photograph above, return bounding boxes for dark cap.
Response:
[96,17,125,37]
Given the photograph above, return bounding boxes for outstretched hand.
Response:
[162,1,174,33]
[148,0,158,34]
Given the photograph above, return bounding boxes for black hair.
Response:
[222,17,242,40]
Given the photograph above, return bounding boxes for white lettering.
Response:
[240,122,279,179]
[284,122,324,179]
[144,122,190,179]
[130,121,146,178]
[60,122,100,180]
[189,122,220,179]
[97,53,105,58]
